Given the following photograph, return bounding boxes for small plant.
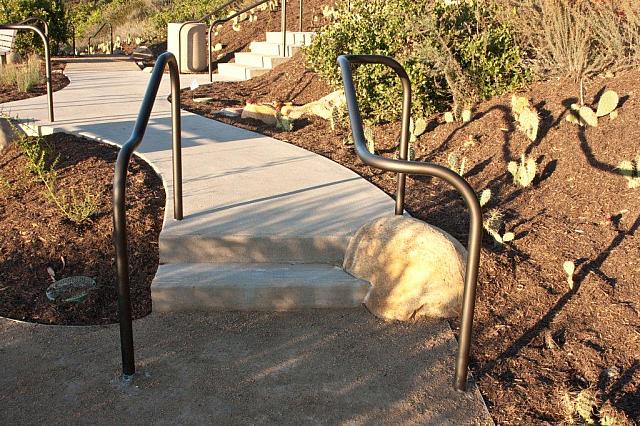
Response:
[618,157,640,188]
[478,188,491,207]
[0,174,13,194]
[275,112,294,132]
[596,90,619,117]
[483,210,515,244]
[563,260,576,290]
[0,54,43,93]
[511,95,539,141]
[508,154,537,187]
[364,126,375,153]
[409,117,427,142]
[14,133,97,224]
[447,153,466,176]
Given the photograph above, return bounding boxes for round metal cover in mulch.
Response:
[46,276,97,303]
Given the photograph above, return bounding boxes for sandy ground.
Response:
[0,308,490,425]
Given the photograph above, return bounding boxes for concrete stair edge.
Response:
[151,263,370,311]
[159,234,350,265]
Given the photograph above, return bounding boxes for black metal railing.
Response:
[0,23,53,122]
[337,54,483,392]
[17,16,49,37]
[112,51,183,377]
[88,22,113,55]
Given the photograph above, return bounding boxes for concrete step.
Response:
[159,234,350,265]
[249,41,300,57]
[234,52,289,69]
[217,62,270,80]
[265,31,315,46]
[151,263,370,311]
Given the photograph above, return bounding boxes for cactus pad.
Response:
[596,90,619,117]
[578,106,598,127]
[518,107,540,141]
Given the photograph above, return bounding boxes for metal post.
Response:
[113,52,183,378]
[299,0,303,32]
[396,65,411,215]
[281,0,287,56]
[72,26,76,56]
[110,23,114,54]
[0,24,53,122]
[337,54,482,392]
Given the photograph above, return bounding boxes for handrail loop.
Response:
[88,22,113,54]
[112,51,183,377]
[0,23,53,122]
[17,16,49,37]
[337,54,483,392]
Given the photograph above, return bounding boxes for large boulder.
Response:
[0,118,25,152]
[343,216,466,321]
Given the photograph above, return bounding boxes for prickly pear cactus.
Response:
[579,106,598,127]
[479,189,491,207]
[518,107,540,141]
[511,95,530,119]
[508,154,537,187]
[619,157,640,188]
[364,126,375,154]
[409,117,427,142]
[596,90,619,117]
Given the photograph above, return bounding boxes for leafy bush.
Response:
[147,0,228,38]
[305,0,528,123]
[0,0,68,54]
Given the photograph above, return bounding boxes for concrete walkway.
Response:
[1,57,491,424]
[0,312,491,425]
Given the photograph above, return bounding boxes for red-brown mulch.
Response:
[181,52,640,424]
[0,61,69,104]
[0,133,164,325]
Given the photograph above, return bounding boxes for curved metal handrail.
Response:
[17,16,49,36]
[337,54,482,392]
[113,52,183,377]
[88,22,113,54]
[0,24,53,122]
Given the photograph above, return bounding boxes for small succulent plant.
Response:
[618,157,640,188]
[364,126,375,153]
[567,89,619,127]
[563,261,576,290]
[483,210,515,244]
[447,153,466,176]
[508,154,537,187]
[511,95,539,141]
[275,112,294,132]
[478,189,491,207]
[409,117,427,142]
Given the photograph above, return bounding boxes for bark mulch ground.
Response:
[181,52,640,424]
[0,61,68,104]
[0,133,164,326]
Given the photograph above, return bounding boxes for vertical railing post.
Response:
[299,0,303,32]
[338,54,482,392]
[113,52,183,379]
[281,0,287,56]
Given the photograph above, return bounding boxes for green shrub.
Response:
[0,0,68,55]
[305,0,528,123]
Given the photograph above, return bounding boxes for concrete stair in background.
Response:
[217,31,315,81]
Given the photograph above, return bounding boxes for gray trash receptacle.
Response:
[167,22,207,73]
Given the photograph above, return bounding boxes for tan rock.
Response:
[0,118,25,152]
[241,103,277,126]
[343,216,466,321]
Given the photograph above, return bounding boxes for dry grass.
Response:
[0,55,43,93]
[499,0,640,80]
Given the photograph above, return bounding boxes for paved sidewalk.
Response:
[0,312,491,425]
